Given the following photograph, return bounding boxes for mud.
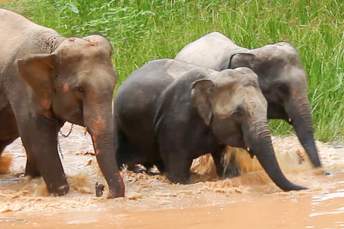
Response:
[1,123,344,228]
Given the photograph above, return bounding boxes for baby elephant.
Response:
[115,59,305,191]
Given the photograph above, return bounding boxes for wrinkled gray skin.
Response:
[115,59,305,191]
[176,32,321,173]
[0,9,124,198]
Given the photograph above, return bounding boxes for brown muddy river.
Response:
[1,124,344,228]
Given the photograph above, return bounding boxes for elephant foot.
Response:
[47,183,70,196]
[224,164,241,178]
[163,156,192,184]
[127,162,164,175]
[44,173,70,196]
[166,170,190,184]
[166,174,190,184]
[154,160,165,174]
[127,164,146,173]
[144,161,164,175]
[146,168,161,176]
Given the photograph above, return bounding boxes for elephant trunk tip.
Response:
[282,184,307,192]
[303,143,322,168]
[311,159,322,168]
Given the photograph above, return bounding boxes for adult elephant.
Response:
[175,32,321,171]
[0,9,124,198]
[115,59,305,191]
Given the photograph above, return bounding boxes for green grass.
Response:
[1,0,344,141]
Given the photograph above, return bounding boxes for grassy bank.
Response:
[1,0,344,141]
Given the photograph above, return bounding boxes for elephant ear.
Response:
[17,54,56,112]
[229,52,256,69]
[191,79,215,126]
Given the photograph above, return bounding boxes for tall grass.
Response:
[1,0,344,141]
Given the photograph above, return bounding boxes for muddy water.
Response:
[1,124,344,228]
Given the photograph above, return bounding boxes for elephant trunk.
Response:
[285,97,322,168]
[244,120,306,191]
[84,102,125,198]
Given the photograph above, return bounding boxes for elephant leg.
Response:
[18,116,69,196]
[0,136,42,178]
[211,150,225,178]
[163,152,192,184]
[0,138,17,156]
[116,128,141,168]
[154,159,165,173]
[25,152,41,178]
[0,105,19,156]
[0,144,4,156]
[223,148,240,178]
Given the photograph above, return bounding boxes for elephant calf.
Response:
[115,59,305,191]
[0,9,124,197]
[176,32,322,175]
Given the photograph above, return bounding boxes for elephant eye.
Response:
[232,106,244,116]
[277,83,289,95]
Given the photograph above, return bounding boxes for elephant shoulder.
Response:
[153,69,207,129]
[165,59,206,80]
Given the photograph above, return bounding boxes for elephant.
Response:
[115,58,305,191]
[175,32,321,173]
[0,9,124,198]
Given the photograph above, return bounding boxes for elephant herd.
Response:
[0,9,322,198]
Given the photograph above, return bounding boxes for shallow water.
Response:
[1,123,344,228]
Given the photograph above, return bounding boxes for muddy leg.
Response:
[0,138,17,156]
[25,122,64,178]
[0,106,19,156]
[25,152,41,178]
[164,152,192,184]
[211,150,225,178]
[0,142,6,155]
[18,117,69,196]
[0,140,10,155]
[223,148,240,178]
[116,128,141,169]
[155,159,165,174]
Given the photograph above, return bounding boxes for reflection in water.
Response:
[310,207,344,217]
[0,124,344,228]
[313,190,344,202]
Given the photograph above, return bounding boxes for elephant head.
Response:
[17,35,124,198]
[192,67,305,191]
[229,42,321,168]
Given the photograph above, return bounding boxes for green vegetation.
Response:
[1,0,344,141]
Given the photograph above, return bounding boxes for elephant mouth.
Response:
[64,116,84,126]
[53,105,84,126]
